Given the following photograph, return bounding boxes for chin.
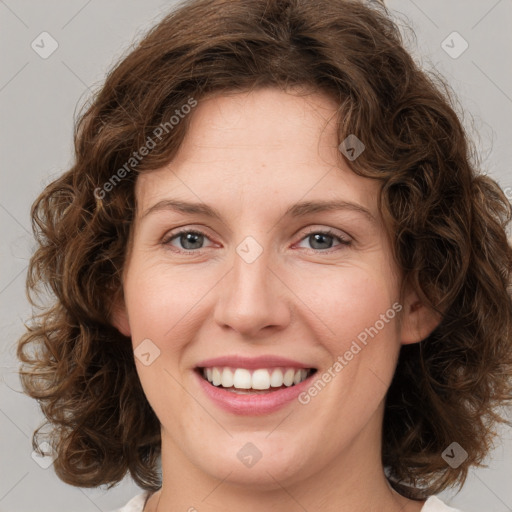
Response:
[188,435,317,489]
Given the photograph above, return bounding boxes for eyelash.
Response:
[161,227,352,254]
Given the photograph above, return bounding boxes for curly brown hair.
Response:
[18,0,512,500]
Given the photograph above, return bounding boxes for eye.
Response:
[162,229,214,252]
[161,227,352,254]
[295,228,352,252]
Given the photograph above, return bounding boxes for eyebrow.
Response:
[140,198,377,224]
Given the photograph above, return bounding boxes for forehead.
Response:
[180,86,340,149]
[135,87,380,222]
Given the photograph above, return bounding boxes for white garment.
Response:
[111,491,150,512]
[112,492,464,511]
[422,496,464,511]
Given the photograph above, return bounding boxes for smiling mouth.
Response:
[196,366,317,394]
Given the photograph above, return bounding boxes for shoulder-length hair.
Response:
[18,0,512,500]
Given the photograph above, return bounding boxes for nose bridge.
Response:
[213,235,290,336]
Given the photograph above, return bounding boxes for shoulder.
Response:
[109,491,152,512]
[421,496,465,512]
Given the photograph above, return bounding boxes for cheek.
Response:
[293,263,399,351]
[313,270,402,416]
[123,259,202,423]
[124,257,214,345]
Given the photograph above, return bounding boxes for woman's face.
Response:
[114,87,435,490]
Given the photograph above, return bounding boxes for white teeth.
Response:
[201,366,312,390]
[252,369,271,390]
[270,369,284,387]
[221,368,234,387]
[283,369,295,386]
[212,367,222,386]
[233,368,252,389]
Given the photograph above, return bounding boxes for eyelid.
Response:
[298,225,353,243]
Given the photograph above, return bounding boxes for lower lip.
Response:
[194,370,315,415]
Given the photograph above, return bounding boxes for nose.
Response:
[213,244,291,338]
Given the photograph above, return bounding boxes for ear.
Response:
[110,296,131,338]
[400,287,442,345]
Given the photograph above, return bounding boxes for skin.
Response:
[113,87,440,512]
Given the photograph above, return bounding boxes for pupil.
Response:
[310,233,332,250]
[182,232,203,249]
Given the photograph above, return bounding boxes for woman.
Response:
[18,0,512,511]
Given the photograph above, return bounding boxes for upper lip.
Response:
[195,355,315,370]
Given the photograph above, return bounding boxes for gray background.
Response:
[1,1,511,511]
